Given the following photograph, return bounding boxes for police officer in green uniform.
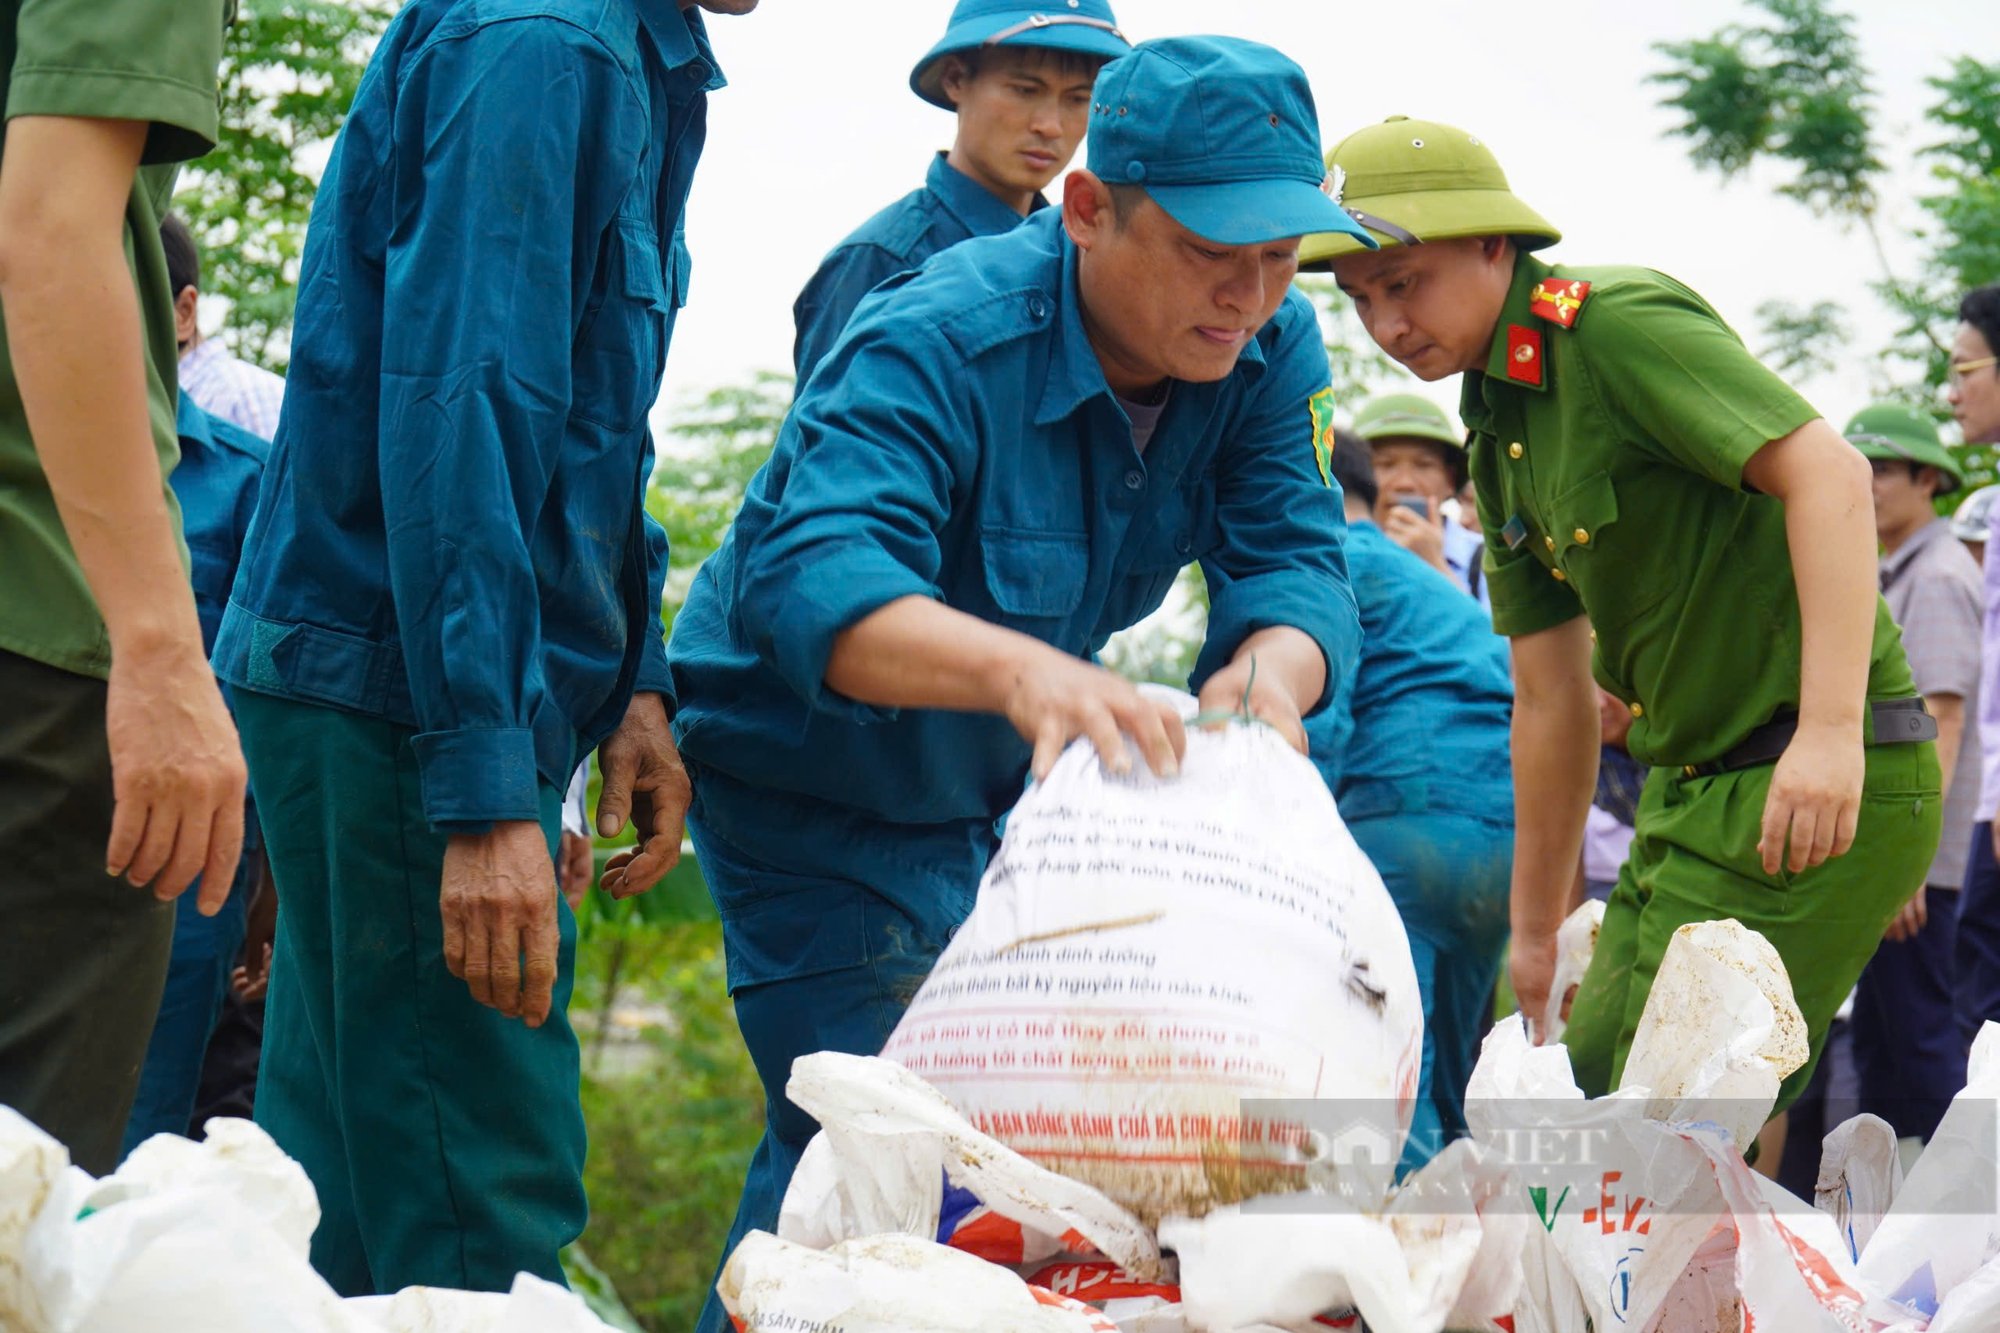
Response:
[1302,116,1942,1114]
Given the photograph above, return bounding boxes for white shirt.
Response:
[179,337,286,440]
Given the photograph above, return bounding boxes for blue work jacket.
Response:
[1310,520,1515,822]
[175,390,270,862]
[214,0,718,830]
[174,392,268,658]
[792,153,1043,387]
[671,209,1361,870]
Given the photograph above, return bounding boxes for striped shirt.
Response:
[178,337,285,439]
[1882,518,1982,888]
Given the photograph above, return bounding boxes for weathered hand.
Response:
[440,821,559,1027]
[1758,722,1863,876]
[1883,884,1928,944]
[597,692,692,900]
[1196,656,1309,756]
[558,830,595,914]
[104,635,247,912]
[1002,652,1186,781]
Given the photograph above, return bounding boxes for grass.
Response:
[573,918,764,1331]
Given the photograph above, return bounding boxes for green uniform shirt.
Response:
[1464,252,1916,769]
[0,0,228,678]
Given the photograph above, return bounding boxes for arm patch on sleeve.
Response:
[1309,386,1337,487]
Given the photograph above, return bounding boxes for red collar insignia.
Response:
[1506,324,1543,386]
[1530,278,1591,329]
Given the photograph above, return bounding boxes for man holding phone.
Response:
[1354,392,1488,605]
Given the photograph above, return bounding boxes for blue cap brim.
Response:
[911,21,1131,110]
[1145,178,1380,250]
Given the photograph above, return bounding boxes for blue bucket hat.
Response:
[1085,37,1377,249]
[911,1,1131,112]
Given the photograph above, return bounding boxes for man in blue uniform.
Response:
[211,0,760,1297]
[671,36,1372,1328]
[1312,428,1513,1175]
[792,1,1127,385]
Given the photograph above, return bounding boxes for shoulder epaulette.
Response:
[1529,277,1592,329]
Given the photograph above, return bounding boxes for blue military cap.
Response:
[910,0,1130,111]
[1086,36,1377,249]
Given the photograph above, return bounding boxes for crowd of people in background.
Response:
[2,0,1998,1325]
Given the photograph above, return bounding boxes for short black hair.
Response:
[1328,428,1377,509]
[160,212,200,298]
[1963,284,2000,363]
[1105,182,1147,230]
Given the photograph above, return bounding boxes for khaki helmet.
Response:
[1844,402,1964,495]
[1352,393,1463,451]
[1299,116,1560,268]
[1353,392,1469,487]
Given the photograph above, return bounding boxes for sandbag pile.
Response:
[0,1110,615,1333]
[880,691,1426,1226]
[723,798,2000,1333]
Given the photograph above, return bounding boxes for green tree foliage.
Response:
[1755,298,1850,381]
[646,371,793,633]
[1654,0,1883,219]
[1652,1,2000,496]
[176,1,395,370]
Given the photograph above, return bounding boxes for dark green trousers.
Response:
[235,690,584,1297]
[1566,739,1942,1116]
[0,649,174,1175]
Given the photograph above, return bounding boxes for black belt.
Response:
[1679,698,1937,779]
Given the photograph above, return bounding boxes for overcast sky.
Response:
[658,0,1989,437]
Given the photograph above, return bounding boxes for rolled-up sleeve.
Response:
[377,21,641,828]
[1581,279,1818,491]
[9,0,229,163]
[1194,299,1359,714]
[740,320,968,718]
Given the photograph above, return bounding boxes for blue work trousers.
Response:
[235,690,584,1298]
[1346,810,1512,1177]
[1852,884,1964,1144]
[121,867,251,1156]
[690,805,968,1333]
[1957,822,2000,1049]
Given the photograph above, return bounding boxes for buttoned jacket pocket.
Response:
[982,525,1089,622]
[572,222,670,434]
[1546,469,1671,629]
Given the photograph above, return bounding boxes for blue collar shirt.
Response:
[792,152,1043,386]
[1310,520,1514,822]
[214,0,719,831]
[173,391,269,660]
[672,210,1360,873]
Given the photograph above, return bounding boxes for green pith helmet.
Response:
[1353,393,1468,487]
[1844,401,1964,495]
[1299,116,1561,268]
[1353,393,1464,451]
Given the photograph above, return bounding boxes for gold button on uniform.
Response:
[1544,535,1555,551]
[1574,528,1590,544]
[1508,442,1524,459]
[1630,702,1644,718]
[1552,568,1567,581]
